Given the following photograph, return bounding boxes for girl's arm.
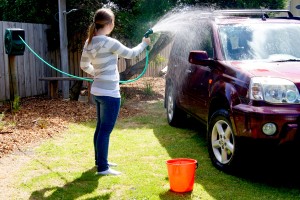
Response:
[109,38,148,59]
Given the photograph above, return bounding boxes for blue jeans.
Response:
[94,96,120,172]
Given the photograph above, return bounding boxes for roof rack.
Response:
[213,9,294,19]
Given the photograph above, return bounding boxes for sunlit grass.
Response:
[12,101,300,199]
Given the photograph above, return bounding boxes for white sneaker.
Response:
[97,168,122,176]
[108,162,118,167]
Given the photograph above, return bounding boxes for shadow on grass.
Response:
[159,190,192,199]
[230,143,300,187]
[29,168,109,200]
[149,107,300,199]
[65,101,300,199]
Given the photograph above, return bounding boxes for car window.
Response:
[219,25,254,60]
[190,22,213,58]
[200,26,214,58]
[169,20,213,61]
[219,23,300,61]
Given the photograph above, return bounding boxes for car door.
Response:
[181,26,214,121]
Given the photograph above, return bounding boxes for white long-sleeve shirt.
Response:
[80,35,147,98]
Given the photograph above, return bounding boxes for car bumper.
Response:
[232,104,300,145]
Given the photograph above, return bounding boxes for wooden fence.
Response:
[1,21,53,101]
[0,21,171,101]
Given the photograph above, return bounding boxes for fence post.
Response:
[58,0,69,99]
[8,55,19,109]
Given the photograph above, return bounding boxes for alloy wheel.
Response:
[211,119,235,164]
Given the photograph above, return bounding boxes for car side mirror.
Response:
[189,51,213,66]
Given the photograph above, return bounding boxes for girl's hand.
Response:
[143,37,151,45]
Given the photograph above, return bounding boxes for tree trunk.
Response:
[119,33,174,80]
[69,80,83,101]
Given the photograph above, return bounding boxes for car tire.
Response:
[208,109,239,172]
[166,83,186,127]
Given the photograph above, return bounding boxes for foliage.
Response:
[120,90,128,107]
[0,0,287,48]
[143,81,154,96]
[12,95,20,112]
[0,0,288,79]
[151,54,167,67]
[0,113,4,131]
[0,0,56,23]
[231,0,286,9]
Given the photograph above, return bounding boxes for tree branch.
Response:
[119,33,174,80]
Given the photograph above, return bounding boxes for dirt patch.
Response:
[0,77,165,199]
[0,77,165,158]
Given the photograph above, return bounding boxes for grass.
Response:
[11,101,300,199]
[143,81,154,96]
[0,113,4,130]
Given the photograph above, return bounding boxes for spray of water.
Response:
[149,6,216,89]
[150,6,216,56]
[152,7,212,34]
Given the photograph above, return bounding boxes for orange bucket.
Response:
[166,158,198,193]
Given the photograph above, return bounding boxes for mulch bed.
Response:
[0,77,165,158]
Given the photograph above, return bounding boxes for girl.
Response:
[80,8,150,175]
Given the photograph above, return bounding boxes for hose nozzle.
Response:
[144,28,153,38]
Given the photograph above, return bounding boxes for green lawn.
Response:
[12,101,300,199]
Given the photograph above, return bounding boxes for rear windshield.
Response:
[219,23,300,61]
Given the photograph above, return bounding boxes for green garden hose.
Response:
[19,36,150,84]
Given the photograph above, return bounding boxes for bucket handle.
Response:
[196,161,199,169]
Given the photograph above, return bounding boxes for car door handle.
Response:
[186,69,192,73]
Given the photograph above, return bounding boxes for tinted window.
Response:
[219,23,300,61]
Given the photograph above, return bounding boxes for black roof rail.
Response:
[213,9,294,18]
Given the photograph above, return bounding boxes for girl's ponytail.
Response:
[87,23,96,44]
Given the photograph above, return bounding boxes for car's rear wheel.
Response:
[208,109,239,171]
[166,83,185,127]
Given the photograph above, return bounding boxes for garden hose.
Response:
[19,35,151,84]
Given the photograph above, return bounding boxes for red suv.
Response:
[165,10,300,171]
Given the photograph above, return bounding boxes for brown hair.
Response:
[87,8,115,44]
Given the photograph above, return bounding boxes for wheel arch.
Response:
[208,81,241,136]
